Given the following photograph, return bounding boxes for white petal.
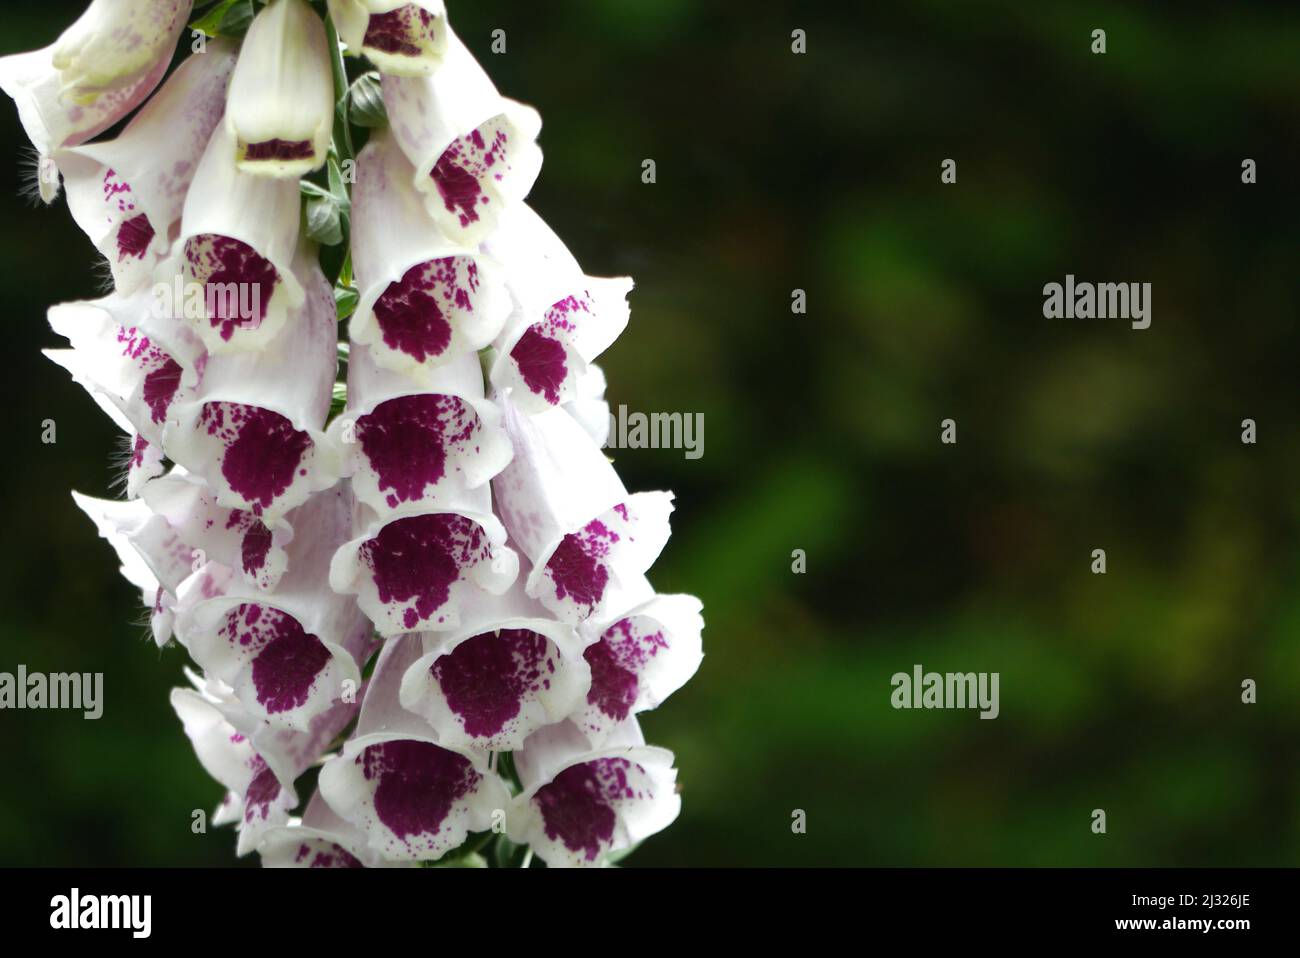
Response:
[317,634,510,861]
[329,345,512,518]
[70,488,177,645]
[329,0,448,77]
[258,791,395,867]
[57,41,236,292]
[175,124,304,353]
[399,576,590,750]
[140,467,293,592]
[164,253,339,522]
[177,665,360,801]
[0,0,191,153]
[170,685,296,856]
[70,491,193,598]
[492,398,673,624]
[170,686,270,796]
[383,28,541,244]
[46,285,203,448]
[329,499,518,636]
[125,434,168,500]
[350,131,511,376]
[563,364,611,447]
[486,204,631,412]
[226,0,333,177]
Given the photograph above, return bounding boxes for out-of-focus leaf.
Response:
[191,0,255,37]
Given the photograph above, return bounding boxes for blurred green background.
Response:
[1,0,1297,866]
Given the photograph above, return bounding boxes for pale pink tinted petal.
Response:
[492,399,673,624]
[0,0,192,153]
[259,791,392,868]
[140,468,293,592]
[175,488,374,731]
[486,204,631,412]
[58,41,236,292]
[46,286,203,447]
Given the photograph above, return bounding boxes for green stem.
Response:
[325,16,355,165]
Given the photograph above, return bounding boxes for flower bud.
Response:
[226,0,334,177]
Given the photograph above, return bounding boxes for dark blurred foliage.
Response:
[0,0,1296,866]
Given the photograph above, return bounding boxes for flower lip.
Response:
[46,286,205,451]
[329,502,519,636]
[574,592,705,745]
[507,719,681,867]
[163,252,338,521]
[170,687,298,856]
[491,401,675,624]
[140,467,295,593]
[330,346,513,518]
[258,792,395,868]
[177,595,362,733]
[485,204,633,412]
[172,485,373,731]
[399,598,591,751]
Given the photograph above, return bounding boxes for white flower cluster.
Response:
[3,0,703,867]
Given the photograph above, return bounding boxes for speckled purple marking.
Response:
[363,5,437,57]
[219,603,330,715]
[199,402,312,515]
[431,628,553,738]
[295,840,363,868]
[243,138,314,162]
[358,393,478,508]
[243,760,281,822]
[183,235,277,341]
[510,325,567,405]
[358,740,480,839]
[129,434,149,469]
[116,326,183,424]
[99,168,155,262]
[359,513,490,629]
[584,617,668,720]
[372,261,452,361]
[117,213,155,260]
[240,521,272,576]
[534,757,649,861]
[429,118,513,228]
[546,518,620,613]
